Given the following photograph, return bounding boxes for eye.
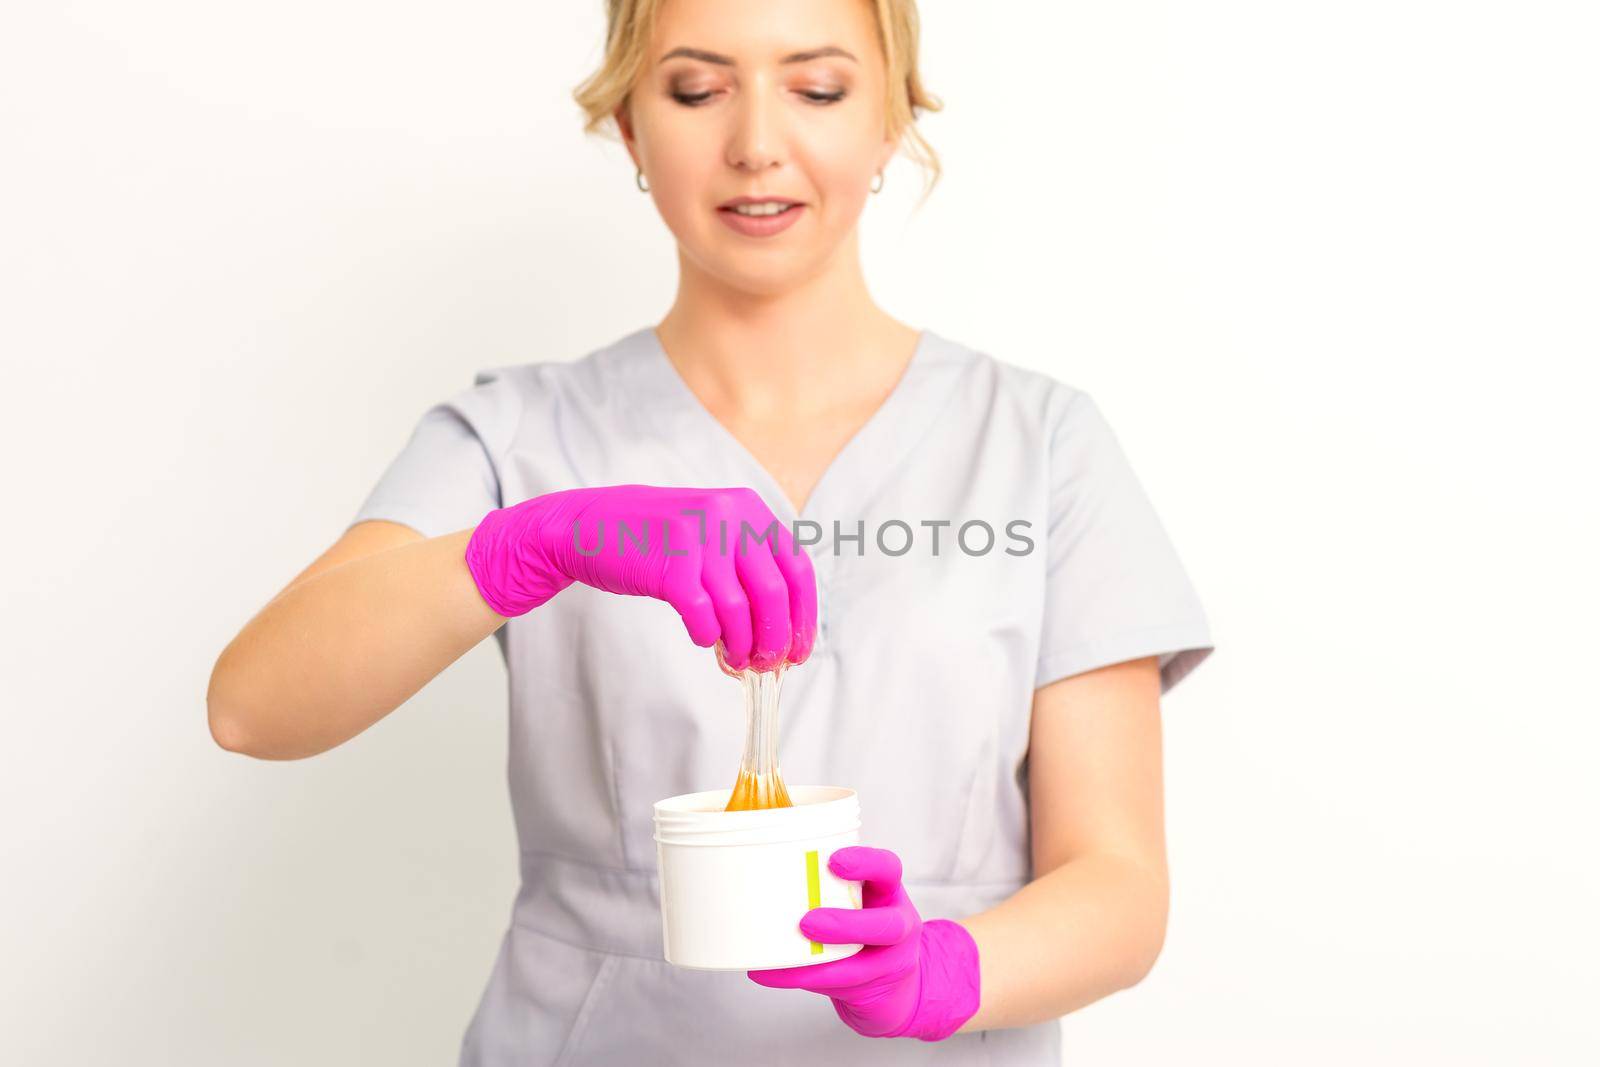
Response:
[671,87,844,107]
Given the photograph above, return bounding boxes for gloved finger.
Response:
[748,949,884,992]
[657,540,719,648]
[732,513,793,672]
[735,546,792,672]
[799,906,914,947]
[764,520,817,664]
[829,846,903,908]
[699,530,752,669]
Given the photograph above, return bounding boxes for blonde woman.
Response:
[208,0,1214,1062]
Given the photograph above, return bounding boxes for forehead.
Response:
[650,0,879,64]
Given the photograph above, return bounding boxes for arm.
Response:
[206,520,505,761]
[747,653,1167,1038]
[956,653,1168,1031]
[208,485,819,762]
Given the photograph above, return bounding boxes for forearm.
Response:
[953,851,1169,1032]
[207,528,503,759]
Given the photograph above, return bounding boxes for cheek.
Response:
[635,101,714,179]
[807,153,872,224]
[798,121,883,203]
[644,146,718,227]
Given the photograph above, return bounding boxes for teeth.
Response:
[730,202,793,216]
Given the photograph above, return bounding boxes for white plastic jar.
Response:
[653,785,865,970]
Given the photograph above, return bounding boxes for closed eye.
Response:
[670,89,847,107]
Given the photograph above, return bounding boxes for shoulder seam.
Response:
[462,364,529,509]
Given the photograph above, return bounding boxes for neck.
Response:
[655,231,917,419]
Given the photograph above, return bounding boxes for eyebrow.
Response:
[658,45,858,66]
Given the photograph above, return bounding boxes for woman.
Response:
[207,0,1214,1062]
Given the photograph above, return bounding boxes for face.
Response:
[616,0,897,295]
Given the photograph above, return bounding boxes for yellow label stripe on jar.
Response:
[805,850,823,954]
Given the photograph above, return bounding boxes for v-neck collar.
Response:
[614,324,971,526]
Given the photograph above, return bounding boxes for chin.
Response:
[689,244,819,296]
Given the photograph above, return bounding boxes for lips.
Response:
[716,201,806,237]
[718,195,803,209]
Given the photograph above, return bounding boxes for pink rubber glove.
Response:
[747,846,982,1041]
[464,485,816,670]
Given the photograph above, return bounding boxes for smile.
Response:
[716,201,806,237]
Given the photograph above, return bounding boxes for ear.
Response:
[876,131,902,176]
[615,101,637,163]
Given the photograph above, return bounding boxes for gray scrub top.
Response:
[348,325,1214,1066]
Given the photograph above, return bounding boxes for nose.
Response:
[726,74,785,173]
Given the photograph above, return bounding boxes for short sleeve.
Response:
[1036,387,1214,695]
[346,368,522,539]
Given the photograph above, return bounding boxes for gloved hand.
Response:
[747,846,982,1041]
[464,484,816,670]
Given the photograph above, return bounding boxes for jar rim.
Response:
[653,786,859,847]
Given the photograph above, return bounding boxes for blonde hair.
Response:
[573,0,944,206]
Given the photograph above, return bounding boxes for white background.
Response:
[3,2,1596,1063]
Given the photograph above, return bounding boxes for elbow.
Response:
[207,679,261,757]
[206,669,331,761]
[208,702,255,756]
[1117,921,1167,991]
[207,659,245,753]
[1115,875,1170,991]
[207,636,337,760]
[207,698,309,760]
[206,653,273,758]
